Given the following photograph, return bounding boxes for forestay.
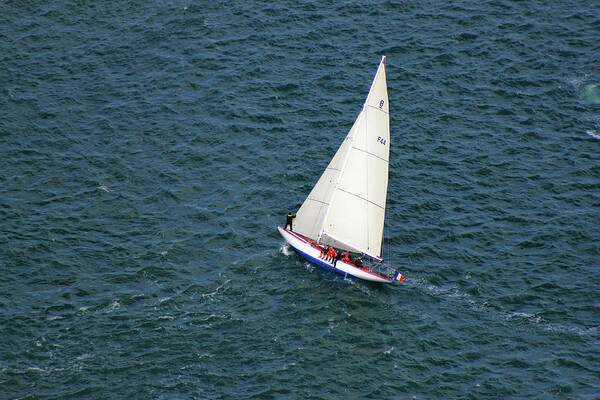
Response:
[293,56,390,260]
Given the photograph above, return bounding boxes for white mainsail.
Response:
[293,56,390,260]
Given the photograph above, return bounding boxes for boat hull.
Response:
[277,226,393,283]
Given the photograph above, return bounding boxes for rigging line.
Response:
[385,201,389,265]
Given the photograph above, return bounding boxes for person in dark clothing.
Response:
[285,212,296,231]
[333,250,341,267]
[355,256,364,268]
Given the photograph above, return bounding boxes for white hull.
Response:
[278,226,392,283]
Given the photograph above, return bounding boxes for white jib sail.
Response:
[293,56,389,260]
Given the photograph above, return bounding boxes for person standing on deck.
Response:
[285,212,296,231]
[333,251,341,267]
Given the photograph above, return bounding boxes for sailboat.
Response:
[278,56,404,283]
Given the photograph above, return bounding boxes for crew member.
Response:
[285,212,296,231]
[343,252,350,262]
[320,245,329,259]
[355,256,363,267]
[333,250,341,267]
[326,247,335,262]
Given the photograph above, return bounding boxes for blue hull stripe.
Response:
[293,245,349,278]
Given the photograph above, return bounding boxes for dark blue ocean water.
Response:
[1,1,599,398]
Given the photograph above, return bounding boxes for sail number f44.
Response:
[377,136,387,145]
